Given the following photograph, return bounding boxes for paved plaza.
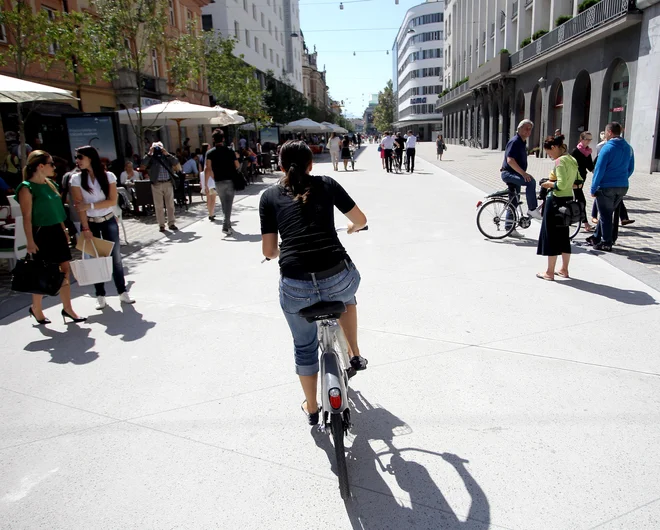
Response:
[1,145,660,529]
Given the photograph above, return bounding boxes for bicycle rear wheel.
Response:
[476,198,517,239]
[331,413,350,500]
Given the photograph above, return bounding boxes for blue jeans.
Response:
[593,187,628,245]
[501,170,538,212]
[279,262,361,376]
[88,217,126,297]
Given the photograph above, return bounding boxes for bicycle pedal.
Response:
[346,367,357,379]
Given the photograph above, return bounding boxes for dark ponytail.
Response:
[543,134,567,154]
[279,140,314,203]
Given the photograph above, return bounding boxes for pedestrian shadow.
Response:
[223,231,262,243]
[84,303,156,342]
[312,390,491,529]
[557,277,658,306]
[24,326,99,365]
[163,230,202,244]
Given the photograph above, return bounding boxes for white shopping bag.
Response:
[70,240,113,286]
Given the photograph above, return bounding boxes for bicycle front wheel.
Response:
[476,198,517,239]
[331,413,350,500]
[569,221,581,240]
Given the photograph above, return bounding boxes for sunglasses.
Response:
[75,154,85,160]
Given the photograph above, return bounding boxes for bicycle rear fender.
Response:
[320,351,348,414]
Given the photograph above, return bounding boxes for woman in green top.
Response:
[537,135,578,281]
[16,150,85,325]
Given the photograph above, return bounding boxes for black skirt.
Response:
[341,147,351,159]
[33,224,71,264]
[537,194,572,256]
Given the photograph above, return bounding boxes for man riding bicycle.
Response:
[501,119,542,234]
[259,140,368,426]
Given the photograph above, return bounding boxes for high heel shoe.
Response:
[29,307,51,325]
[61,309,87,324]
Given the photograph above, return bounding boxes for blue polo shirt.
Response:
[502,134,528,176]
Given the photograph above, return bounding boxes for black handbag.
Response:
[11,255,65,296]
[555,199,585,227]
[232,169,247,192]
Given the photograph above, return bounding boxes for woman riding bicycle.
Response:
[259,140,368,425]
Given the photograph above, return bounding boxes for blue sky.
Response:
[299,0,424,118]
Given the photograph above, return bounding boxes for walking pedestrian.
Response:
[536,135,578,281]
[16,150,85,324]
[205,129,240,235]
[436,135,446,160]
[570,131,595,232]
[405,130,417,172]
[394,132,405,170]
[329,132,341,171]
[586,122,634,251]
[381,132,394,173]
[341,135,352,171]
[71,146,135,310]
[142,142,179,233]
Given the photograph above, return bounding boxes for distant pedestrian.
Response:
[16,150,85,324]
[537,135,578,281]
[405,130,417,172]
[586,122,634,252]
[329,132,341,171]
[205,129,240,235]
[436,135,446,160]
[71,146,135,309]
[381,132,394,173]
[341,135,352,171]
[142,142,179,233]
[356,133,361,148]
[570,131,595,232]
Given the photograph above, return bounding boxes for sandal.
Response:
[301,401,320,426]
[536,273,554,281]
[350,355,369,372]
[556,271,569,279]
[583,225,595,232]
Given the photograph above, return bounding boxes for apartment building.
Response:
[302,43,330,111]
[392,0,445,141]
[437,0,660,173]
[202,0,304,93]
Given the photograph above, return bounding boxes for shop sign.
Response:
[410,97,427,104]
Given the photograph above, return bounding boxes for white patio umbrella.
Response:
[284,118,331,132]
[116,100,231,146]
[0,74,77,104]
[321,121,348,134]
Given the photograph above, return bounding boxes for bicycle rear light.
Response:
[476,201,483,208]
[329,388,342,410]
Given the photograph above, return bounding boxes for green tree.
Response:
[373,80,395,132]
[205,33,267,128]
[93,0,204,155]
[264,71,307,124]
[0,1,58,163]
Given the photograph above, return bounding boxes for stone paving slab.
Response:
[415,142,660,288]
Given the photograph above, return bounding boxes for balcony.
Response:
[435,80,470,109]
[512,1,519,19]
[491,22,496,37]
[501,10,507,28]
[510,0,641,69]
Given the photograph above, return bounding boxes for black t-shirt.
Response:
[394,137,405,152]
[259,175,356,276]
[206,145,237,181]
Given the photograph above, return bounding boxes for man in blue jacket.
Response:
[587,122,634,251]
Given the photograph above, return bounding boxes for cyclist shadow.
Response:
[311,389,490,529]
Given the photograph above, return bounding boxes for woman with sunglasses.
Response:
[15,150,85,324]
[71,146,135,310]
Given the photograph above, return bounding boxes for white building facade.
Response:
[438,0,660,173]
[393,0,445,142]
[202,0,304,93]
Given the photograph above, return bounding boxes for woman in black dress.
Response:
[537,135,579,281]
[340,135,352,171]
[570,131,595,232]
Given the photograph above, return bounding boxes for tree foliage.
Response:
[264,71,307,124]
[205,33,267,125]
[373,80,395,133]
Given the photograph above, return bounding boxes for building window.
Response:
[0,22,6,44]
[268,20,272,34]
[245,29,250,47]
[168,0,175,26]
[244,0,248,11]
[255,36,259,52]
[42,7,58,54]
[253,4,257,20]
[263,42,267,57]
[279,6,282,19]
[276,54,280,67]
[608,61,630,128]
[202,14,213,31]
[275,26,278,41]
[152,49,159,77]
[235,21,240,39]
[261,13,265,28]
[270,48,274,63]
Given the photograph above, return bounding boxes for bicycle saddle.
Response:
[298,301,347,322]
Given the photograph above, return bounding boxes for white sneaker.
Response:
[528,208,543,220]
[509,229,524,238]
[119,292,135,304]
[96,296,107,310]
